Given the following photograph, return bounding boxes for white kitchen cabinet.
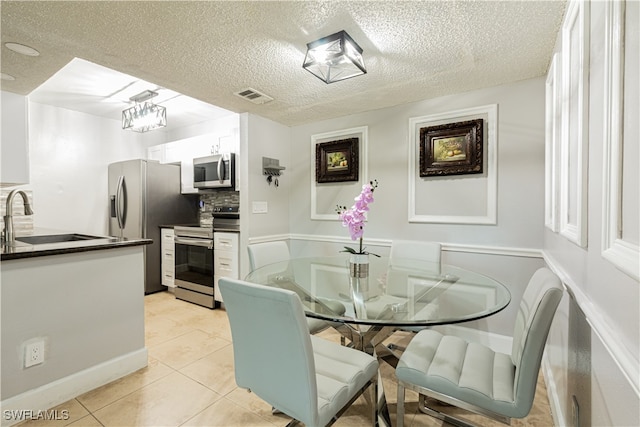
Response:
[214,232,239,303]
[146,131,238,194]
[147,145,164,163]
[161,228,176,290]
[1,91,29,186]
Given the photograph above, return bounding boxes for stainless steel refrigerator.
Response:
[108,159,199,294]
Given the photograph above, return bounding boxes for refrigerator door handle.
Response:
[116,175,128,231]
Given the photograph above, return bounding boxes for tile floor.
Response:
[18,291,555,426]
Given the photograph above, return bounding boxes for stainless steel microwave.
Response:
[193,153,235,189]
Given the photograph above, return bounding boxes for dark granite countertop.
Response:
[1,228,152,261]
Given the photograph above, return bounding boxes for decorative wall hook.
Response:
[262,157,285,188]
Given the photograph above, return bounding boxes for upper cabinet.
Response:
[1,91,29,187]
[147,119,239,194]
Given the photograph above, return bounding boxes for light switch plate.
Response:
[252,201,268,214]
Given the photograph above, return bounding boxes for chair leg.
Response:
[372,378,379,427]
[397,383,405,427]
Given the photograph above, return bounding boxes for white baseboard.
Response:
[542,356,565,427]
[0,348,148,427]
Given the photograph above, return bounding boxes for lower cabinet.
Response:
[214,232,239,303]
[161,228,175,291]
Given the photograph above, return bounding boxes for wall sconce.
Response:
[303,30,366,84]
[122,90,167,132]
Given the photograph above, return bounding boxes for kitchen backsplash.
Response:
[199,190,239,227]
[1,189,35,234]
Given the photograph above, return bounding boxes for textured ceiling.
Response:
[1,1,567,127]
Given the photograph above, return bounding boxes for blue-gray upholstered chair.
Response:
[219,277,379,427]
[247,241,345,335]
[395,267,563,427]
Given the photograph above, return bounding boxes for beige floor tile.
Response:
[25,292,555,427]
[13,399,89,427]
[144,315,194,348]
[180,345,237,395]
[148,329,229,370]
[144,291,181,314]
[181,397,275,427]
[333,393,379,427]
[77,356,174,412]
[92,372,220,427]
[224,388,291,425]
[66,414,103,427]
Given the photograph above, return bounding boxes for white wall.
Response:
[27,101,163,235]
[239,113,292,277]
[289,78,546,248]
[1,91,30,186]
[283,78,548,337]
[543,1,640,426]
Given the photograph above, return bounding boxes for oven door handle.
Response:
[174,237,214,249]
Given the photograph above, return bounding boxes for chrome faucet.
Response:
[3,190,34,243]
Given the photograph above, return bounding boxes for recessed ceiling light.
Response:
[5,42,40,57]
[1,73,16,81]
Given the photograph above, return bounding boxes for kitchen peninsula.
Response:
[1,230,151,421]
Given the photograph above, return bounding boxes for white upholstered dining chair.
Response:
[395,267,563,427]
[389,240,442,270]
[219,277,379,427]
[365,240,443,341]
[247,241,344,335]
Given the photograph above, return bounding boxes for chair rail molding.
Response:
[601,0,639,281]
[408,104,498,225]
[285,233,542,259]
[543,251,640,398]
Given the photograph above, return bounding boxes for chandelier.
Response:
[122,90,167,132]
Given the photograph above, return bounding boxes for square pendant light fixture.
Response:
[122,90,167,132]
[303,30,366,84]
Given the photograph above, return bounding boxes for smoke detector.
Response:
[234,87,274,105]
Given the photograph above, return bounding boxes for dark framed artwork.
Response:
[419,119,484,177]
[315,137,359,183]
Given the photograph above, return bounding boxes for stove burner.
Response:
[211,206,239,220]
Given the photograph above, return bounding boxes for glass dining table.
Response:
[244,255,511,426]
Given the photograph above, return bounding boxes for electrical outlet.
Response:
[24,340,44,368]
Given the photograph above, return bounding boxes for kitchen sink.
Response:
[16,234,106,245]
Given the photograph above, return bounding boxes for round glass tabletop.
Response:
[244,255,511,326]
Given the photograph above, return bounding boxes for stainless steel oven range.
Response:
[174,206,240,309]
[174,226,216,308]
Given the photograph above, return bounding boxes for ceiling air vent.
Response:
[234,87,274,105]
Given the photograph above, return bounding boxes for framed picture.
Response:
[315,137,359,183]
[419,119,483,177]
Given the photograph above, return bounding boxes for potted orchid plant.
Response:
[336,179,379,258]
